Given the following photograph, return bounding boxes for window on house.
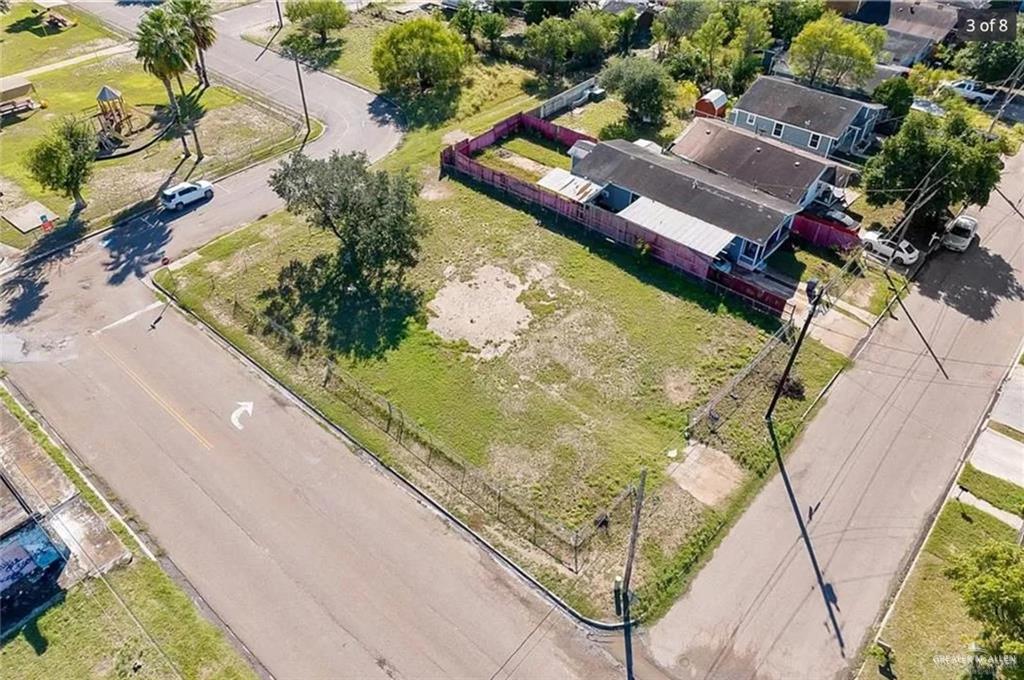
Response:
[808,133,821,150]
[746,112,756,125]
[772,122,784,138]
[742,240,760,261]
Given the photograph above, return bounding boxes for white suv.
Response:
[861,231,920,266]
[160,180,213,211]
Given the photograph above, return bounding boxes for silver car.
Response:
[940,215,978,252]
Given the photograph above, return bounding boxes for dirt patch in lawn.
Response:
[496,149,550,176]
[663,368,695,406]
[420,168,453,202]
[669,442,747,508]
[427,264,532,359]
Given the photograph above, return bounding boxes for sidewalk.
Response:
[8,42,134,80]
[643,151,1024,680]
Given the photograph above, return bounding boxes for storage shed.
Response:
[694,89,727,119]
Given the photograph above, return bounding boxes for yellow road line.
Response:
[97,342,214,451]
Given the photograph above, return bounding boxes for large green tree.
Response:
[692,10,729,84]
[760,0,824,43]
[953,30,1024,82]
[372,18,470,94]
[790,11,883,87]
[285,0,349,46]
[947,541,1024,668]
[26,117,97,210]
[450,1,478,43]
[169,0,217,87]
[570,9,615,66]
[652,0,711,51]
[524,16,572,75]
[135,7,195,121]
[862,111,1003,227]
[476,12,507,55]
[872,76,914,120]
[269,151,427,292]
[599,56,674,124]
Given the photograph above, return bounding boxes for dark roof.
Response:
[670,118,837,201]
[879,26,934,65]
[852,0,959,42]
[734,77,867,139]
[572,140,797,244]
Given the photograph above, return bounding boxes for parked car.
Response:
[941,215,978,252]
[940,80,996,105]
[160,180,213,211]
[861,231,920,266]
[822,207,859,230]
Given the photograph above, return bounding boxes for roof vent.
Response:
[794,161,800,167]
[755,146,762,153]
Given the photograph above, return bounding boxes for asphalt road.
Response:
[644,151,1024,679]
[0,3,621,678]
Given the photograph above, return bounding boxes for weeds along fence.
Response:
[528,77,598,120]
[441,113,792,318]
[226,298,636,573]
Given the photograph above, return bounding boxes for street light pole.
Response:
[766,280,821,423]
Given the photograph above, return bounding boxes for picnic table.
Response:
[45,11,74,30]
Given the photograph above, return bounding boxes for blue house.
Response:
[562,139,801,272]
[730,77,884,158]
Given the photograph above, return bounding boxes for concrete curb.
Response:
[0,115,325,281]
[148,273,628,633]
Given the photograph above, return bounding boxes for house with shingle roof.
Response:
[728,77,884,157]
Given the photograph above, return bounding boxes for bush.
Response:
[372,17,471,94]
[599,56,674,124]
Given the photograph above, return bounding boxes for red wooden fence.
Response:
[440,113,792,317]
[792,213,861,251]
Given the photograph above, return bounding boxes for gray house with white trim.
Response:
[729,77,884,158]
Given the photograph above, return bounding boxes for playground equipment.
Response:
[0,76,38,119]
[93,85,136,151]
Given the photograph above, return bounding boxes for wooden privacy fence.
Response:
[227,298,636,573]
[792,213,861,251]
[441,112,792,317]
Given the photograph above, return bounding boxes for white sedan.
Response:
[861,231,920,266]
[941,215,978,252]
[160,180,213,211]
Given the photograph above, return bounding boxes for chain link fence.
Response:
[228,298,636,573]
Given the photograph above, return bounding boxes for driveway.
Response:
[643,151,1024,679]
[0,3,621,678]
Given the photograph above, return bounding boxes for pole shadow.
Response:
[766,419,846,657]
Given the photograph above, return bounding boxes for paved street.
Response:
[1,3,621,678]
[644,151,1024,679]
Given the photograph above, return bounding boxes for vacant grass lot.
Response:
[0,389,254,680]
[552,96,689,147]
[0,52,299,249]
[0,3,119,77]
[861,503,1016,680]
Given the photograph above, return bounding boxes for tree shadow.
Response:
[598,117,676,147]
[4,12,48,37]
[390,86,462,130]
[101,212,173,286]
[521,74,570,100]
[0,214,87,326]
[280,32,344,71]
[365,95,402,130]
[916,243,1024,322]
[257,251,421,360]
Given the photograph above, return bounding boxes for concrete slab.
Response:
[809,307,868,357]
[0,480,29,537]
[0,408,76,512]
[990,367,1024,433]
[669,443,746,507]
[971,428,1024,487]
[52,495,130,588]
[1,201,58,234]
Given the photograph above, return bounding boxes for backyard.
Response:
[0,388,254,680]
[0,51,302,249]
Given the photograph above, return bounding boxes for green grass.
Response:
[863,502,1017,680]
[0,388,254,680]
[552,96,689,147]
[0,52,300,249]
[989,420,1024,445]
[0,3,119,77]
[475,148,545,182]
[499,135,572,170]
[156,51,846,619]
[959,462,1024,518]
[768,242,846,283]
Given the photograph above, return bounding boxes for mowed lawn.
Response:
[861,503,1017,680]
[0,3,119,77]
[0,52,298,249]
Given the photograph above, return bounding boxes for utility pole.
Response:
[294,55,311,138]
[274,0,283,29]
[190,124,203,160]
[617,468,646,680]
[766,280,821,423]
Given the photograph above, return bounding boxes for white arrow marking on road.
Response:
[231,401,254,430]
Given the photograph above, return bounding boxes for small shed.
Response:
[694,89,727,119]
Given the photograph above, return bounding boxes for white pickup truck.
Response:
[941,79,997,105]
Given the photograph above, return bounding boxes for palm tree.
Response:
[135,7,195,123]
[170,0,217,87]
